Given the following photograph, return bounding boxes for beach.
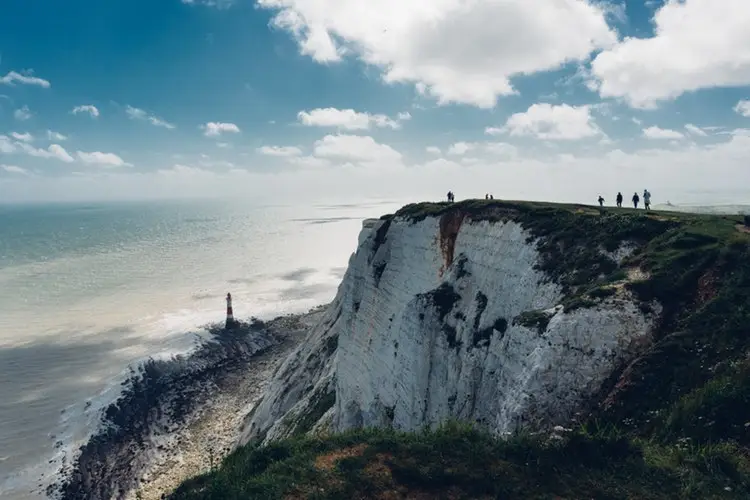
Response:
[52,307,326,500]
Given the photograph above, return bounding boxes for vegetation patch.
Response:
[473,291,488,331]
[473,317,507,347]
[422,283,461,322]
[561,295,597,312]
[324,334,338,356]
[661,359,750,447]
[371,217,392,256]
[455,254,470,279]
[588,285,617,299]
[169,421,750,500]
[292,389,336,438]
[513,310,552,335]
[372,262,387,285]
[443,324,460,349]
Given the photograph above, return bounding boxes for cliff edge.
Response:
[174,199,750,498]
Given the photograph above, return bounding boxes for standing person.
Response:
[616,192,623,207]
[598,195,605,207]
[632,192,640,209]
[643,189,651,210]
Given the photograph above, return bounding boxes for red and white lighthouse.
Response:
[226,292,235,329]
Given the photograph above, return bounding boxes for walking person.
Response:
[632,192,640,209]
[616,192,623,208]
[598,195,605,207]
[643,189,651,210]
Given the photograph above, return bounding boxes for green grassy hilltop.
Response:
[170,199,750,499]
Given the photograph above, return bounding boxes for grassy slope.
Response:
[171,199,750,499]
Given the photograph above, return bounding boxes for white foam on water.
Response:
[3,272,340,499]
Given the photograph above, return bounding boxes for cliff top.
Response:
[392,198,742,227]
[172,199,750,499]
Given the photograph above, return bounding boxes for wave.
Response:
[50,319,276,500]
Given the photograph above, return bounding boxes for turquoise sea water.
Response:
[0,197,407,499]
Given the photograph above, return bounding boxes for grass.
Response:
[169,421,749,499]
[172,198,750,499]
[513,310,553,334]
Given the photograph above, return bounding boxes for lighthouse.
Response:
[226,292,235,329]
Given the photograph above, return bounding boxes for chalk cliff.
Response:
[239,201,669,445]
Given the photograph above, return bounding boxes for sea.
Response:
[0,196,410,499]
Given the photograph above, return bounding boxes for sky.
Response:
[1,0,749,205]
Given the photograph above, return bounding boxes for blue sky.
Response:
[0,0,749,204]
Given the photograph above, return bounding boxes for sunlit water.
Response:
[0,197,409,499]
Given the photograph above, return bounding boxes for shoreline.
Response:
[51,305,327,500]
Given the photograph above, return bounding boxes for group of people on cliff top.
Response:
[599,189,652,210]
[445,189,652,210]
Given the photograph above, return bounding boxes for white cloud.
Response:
[257,145,303,157]
[426,146,441,155]
[0,135,16,153]
[0,70,51,88]
[643,126,685,140]
[287,155,332,168]
[6,131,750,206]
[684,124,708,137]
[72,105,100,118]
[589,0,750,108]
[258,0,616,108]
[216,142,230,148]
[1,164,28,175]
[125,105,176,129]
[47,130,68,141]
[160,164,212,176]
[297,108,410,130]
[312,134,402,162]
[77,151,131,167]
[446,141,518,158]
[14,106,32,121]
[735,100,750,117]
[484,142,518,158]
[447,142,474,155]
[11,132,33,142]
[18,143,75,162]
[202,122,240,137]
[495,103,602,140]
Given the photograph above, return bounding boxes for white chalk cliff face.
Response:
[240,212,660,445]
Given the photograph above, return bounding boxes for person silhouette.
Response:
[598,195,605,207]
[616,192,623,208]
[632,192,640,209]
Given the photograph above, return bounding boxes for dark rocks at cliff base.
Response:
[55,320,277,500]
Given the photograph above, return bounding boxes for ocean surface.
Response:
[0,197,409,499]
